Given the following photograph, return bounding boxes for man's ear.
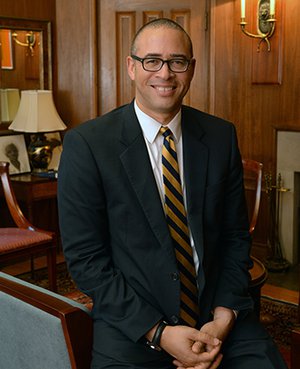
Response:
[189,58,196,79]
[127,56,135,81]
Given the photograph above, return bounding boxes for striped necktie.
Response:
[160,126,199,327]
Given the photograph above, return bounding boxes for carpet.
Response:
[260,296,298,368]
[17,263,296,368]
[260,296,299,348]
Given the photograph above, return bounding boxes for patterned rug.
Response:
[17,262,296,367]
[260,296,299,348]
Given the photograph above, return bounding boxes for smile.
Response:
[153,86,175,92]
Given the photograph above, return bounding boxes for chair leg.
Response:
[47,246,57,292]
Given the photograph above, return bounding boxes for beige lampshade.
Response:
[0,88,20,122]
[9,90,67,132]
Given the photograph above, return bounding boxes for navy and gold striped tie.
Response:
[160,126,199,327]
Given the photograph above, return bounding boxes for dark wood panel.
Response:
[99,0,209,115]
[116,12,136,107]
[211,0,300,261]
[0,0,55,20]
[251,0,283,84]
[55,0,98,128]
[143,11,163,24]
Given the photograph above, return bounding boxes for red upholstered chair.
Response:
[0,161,57,291]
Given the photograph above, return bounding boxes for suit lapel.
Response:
[182,108,208,267]
[118,103,209,265]
[119,103,175,257]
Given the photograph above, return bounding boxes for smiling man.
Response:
[58,18,288,369]
[127,23,195,124]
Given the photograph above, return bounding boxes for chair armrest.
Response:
[0,272,93,369]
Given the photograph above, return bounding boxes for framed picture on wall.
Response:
[0,134,30,175]
[1,29,14,70]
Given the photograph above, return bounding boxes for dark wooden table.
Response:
[10,173,58,225]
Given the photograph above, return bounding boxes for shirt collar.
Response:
[134,100,182,144]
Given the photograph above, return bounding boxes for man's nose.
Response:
[156,62,174,78]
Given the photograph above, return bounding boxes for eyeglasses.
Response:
[131,55,192,73]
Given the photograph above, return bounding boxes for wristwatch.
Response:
[146,320,168,351]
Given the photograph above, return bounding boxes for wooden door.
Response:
[99,0,209,115]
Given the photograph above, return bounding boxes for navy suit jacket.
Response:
[58,101,253,364]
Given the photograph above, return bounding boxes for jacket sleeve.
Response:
[211,125,254,313]
[57,129,162,342]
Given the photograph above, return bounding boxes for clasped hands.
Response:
[160,307,235,369]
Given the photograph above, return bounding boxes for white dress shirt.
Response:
[134,101,199,271]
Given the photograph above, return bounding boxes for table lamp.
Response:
[9,90,66,174]
[0,88,20,122]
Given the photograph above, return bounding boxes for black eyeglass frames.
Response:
[131,55,192,73]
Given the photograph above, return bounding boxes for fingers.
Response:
[173,342,223,369]
[173,349,223,369]
[208,353,223,369]
[193,331,221,348]
[197,344,221,363]
[174,352,223,369]
[192,340,205,353]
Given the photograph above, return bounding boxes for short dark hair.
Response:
[131,18,193,57]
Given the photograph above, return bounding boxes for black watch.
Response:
[146,320,168,351]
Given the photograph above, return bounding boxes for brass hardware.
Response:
[12,31,36,56]
[240,0,276,52]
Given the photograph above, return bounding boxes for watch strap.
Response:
[146,320,168,351]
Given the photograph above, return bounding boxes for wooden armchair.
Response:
[242,158,263,235]
[0,161,57,291]
[242,159,267,315]
[0,271,93,369]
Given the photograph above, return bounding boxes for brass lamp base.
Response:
[28,133,53,173]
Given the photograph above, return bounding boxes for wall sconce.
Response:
[240,0,276,51]
[12,31,36,56]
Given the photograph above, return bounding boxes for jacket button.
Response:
[170,315,180,324]
[171,272,179,281]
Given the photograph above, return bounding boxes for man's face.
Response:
[127,27,195,124]
[5,144,18,160]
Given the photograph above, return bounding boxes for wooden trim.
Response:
[116,12,136,107]
[89,0,99,118]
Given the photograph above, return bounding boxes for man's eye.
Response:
[145,59,160,66]
[171,59,186,66]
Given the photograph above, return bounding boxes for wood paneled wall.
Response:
[55,0,98,126]
[210,0,300,260]
[54,0,300,262]
[0,1,55,20]
[2,0,300,262]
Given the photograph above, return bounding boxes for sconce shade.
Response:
[9,90,66,133]
[0,88,20,122]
